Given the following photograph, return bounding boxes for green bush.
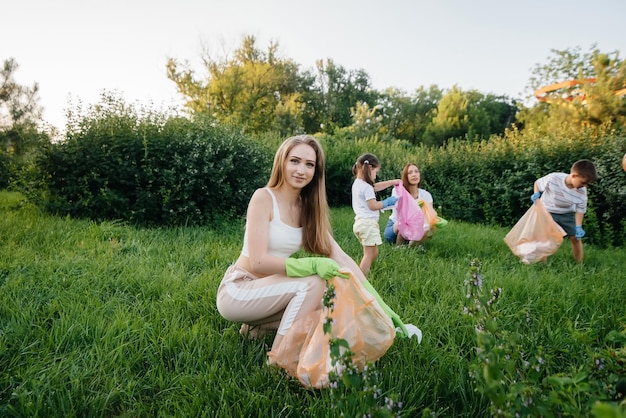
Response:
[19,96,626,246]
[34,99,271,226]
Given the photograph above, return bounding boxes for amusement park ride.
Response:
[533,78,626,103]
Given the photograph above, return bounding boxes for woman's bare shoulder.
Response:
[250,187,271,202]
[248,188,273,213]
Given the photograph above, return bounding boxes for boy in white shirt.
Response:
[531,159,598,263]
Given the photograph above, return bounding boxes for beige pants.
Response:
[216,264,326,336]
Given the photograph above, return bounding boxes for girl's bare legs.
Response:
[360,245,378,276]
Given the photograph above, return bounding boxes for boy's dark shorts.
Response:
[550,211,576,237]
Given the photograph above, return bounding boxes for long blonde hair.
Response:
[267,135,332,256]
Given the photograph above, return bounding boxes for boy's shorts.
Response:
[353,217,382,246]
[550,211,576,237]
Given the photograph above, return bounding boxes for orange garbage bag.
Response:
[267,271,395,389]
[504,200,566,264]
[417,199,439,235]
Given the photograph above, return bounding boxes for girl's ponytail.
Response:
[354,153,380,187]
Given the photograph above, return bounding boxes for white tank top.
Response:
[241,188,302,258]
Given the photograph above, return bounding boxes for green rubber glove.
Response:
[285,257,349,280]
[361,279,409,338]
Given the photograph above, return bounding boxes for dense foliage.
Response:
[15,95,626,247]
[33,96,271,226]
[167,36,306,136]
[166,35,516,144]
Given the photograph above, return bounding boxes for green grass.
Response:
[1,191,625,417]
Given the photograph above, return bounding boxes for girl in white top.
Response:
[216,135,367,355]
[351,153,399,276]
[384,163,433,245]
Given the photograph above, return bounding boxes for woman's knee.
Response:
[301,276,326,298]
[383,227,397,244]
[383,220,395,243]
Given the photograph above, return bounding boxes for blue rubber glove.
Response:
[285,257,349,280]
[575,225,585,240]
[531,192,541,205]
[382,196,398,209]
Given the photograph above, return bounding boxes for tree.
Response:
[421,86,516,146]
[465,91,517,139]
[311,59,378,133]
[166,35,304,135]
[291,59,379,135]
[344,101,383,138]
[376,85,442,144]
[0,58,49,189]
[1,58,44,155]
[423,85,470,146]
[584,50,626,125]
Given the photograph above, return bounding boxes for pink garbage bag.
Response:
[395,183,425,242]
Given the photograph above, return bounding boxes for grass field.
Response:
[1,191,625,417]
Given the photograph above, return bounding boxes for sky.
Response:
[3,0,625,132]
